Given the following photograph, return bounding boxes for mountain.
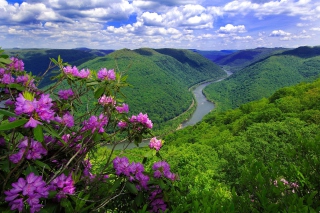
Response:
[77,48,225,129]
[205,47,290,71]
[190,49,237,62]
[204,46,320,111]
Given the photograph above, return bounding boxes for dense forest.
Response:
[204,46,320,111]
[116,77,320,212]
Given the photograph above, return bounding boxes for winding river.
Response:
[108,69,232,150]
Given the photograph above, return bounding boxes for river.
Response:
[108,69,232,150]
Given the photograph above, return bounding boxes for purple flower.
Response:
[49,173,75,201]
[78,68,90,78]
[4,173,48,213]
[149,137,163,151]
[9,137,47,163]
[9,57,24,71]
[118,121,127,129]
[116,103,129,113]
[58,89,74,100]
[16,75,36,88]
[129,113,153,129]
[1,73,14,84]
[82,113,108,133]
[56,112,74,127]
[152,161,177,181]
[150,198,167,213]
[24,117,42,128]
[63,66,79,77]
[113,156,130,176]
[98,95,116,106]
[0,137,5,146]
[97,68,116,80]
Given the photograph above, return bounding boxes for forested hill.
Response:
[130,77,320,212]
[204,47,290,72]
[204,46,320,111]
[78,48,225,128]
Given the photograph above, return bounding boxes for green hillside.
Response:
[213,47,290,71]
[4,48,113,87]
[121,78,320,212]
[204,46,320,111]
[78,48,225,129]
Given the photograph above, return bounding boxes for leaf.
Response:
[24,165,39,176]
[94,87,105,99]
[0,109,16,117]
[42,126,62,140]
[109,179,122,193]
[60,199,74,213]
[33,125,44,142]
[0,118,28,130]
[86,81,99,86]
[7,83,25,91]
[34,160,51,171]
[134,192,144,206]
[125,182,138,194]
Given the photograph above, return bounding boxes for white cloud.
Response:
[269,30,291,37]
[217,24,246,34]
[310,27,320,31]
[233,35,252,40]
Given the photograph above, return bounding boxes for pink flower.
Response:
[149,137,163,151]
[24,117,42,128]
[118,121,127,129]
[98,95,116,106]
[116,103,129,113]
[97,68,116,80]
[58,89,74,100]
[78,68,90,78]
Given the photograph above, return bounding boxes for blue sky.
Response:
[0,0,319,50]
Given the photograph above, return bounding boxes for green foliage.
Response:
[205,47,320,111]
[134,77,320,212]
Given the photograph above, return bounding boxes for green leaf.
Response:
[0,118,28,130]
[94,86,105,99]
[24,165,39,176]
[0,109,16,117]
[33,125,44,142]
[134,192,144,206]
[34,160,51,171]
[7,83,25,91]
[125,182,138,194]
[61,199,74,213]
[86,81,99,86]
[42,126,62,140]
[109,179,122,193]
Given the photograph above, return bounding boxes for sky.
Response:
[0,0,319,50]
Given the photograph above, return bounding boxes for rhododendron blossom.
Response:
[149,137,163,151]
[4,173,49,213]
[116,103,129,113]
[97,68,116,80]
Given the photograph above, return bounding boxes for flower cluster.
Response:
[63,66,90,78]
[152,161,177,181]
[55,112,74,127]
[9,137,47,163]
[130,113,153,129]
[97,68,115,80]
[99,94,116,106]
[4,173,49,213]
[273,178,299,193]
[149,187,167,213]
[15,93,55,128]
[149,137,163,151]
[58,89,74,100]
[113,157,150,190]
[48,174,75,201]
[116,103,129,113]
[1,55,177,213]
[81,113,108,133]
